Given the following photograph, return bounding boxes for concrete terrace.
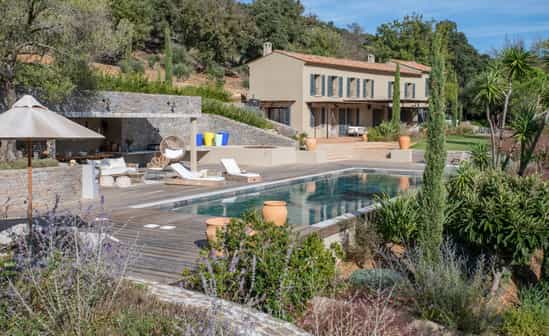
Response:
[99,160,425,284]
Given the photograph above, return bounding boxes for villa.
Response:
[248,43,431,138]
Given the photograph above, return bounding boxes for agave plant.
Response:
[511,103,547,176]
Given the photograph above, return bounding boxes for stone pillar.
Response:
[190,117,197,172]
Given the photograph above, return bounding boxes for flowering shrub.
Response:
[180,211,337,321]
[0,208,239,335]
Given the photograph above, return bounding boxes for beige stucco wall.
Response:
[249,53,429,135]
[248,53,305,130]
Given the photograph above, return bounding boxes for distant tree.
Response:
[473,68,505,167]
[446,70,459,126]
[418,30,447,263]
[164,26,173,85]
[373,14,433,64]
[497,46,534,165]
[298,26,344,57]
[109,0,154,47]
[249,0,305,54]
[392,64,401,125]
[0,0,126,107]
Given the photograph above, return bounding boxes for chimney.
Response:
[367,54,375,63]
[263,42,273,56]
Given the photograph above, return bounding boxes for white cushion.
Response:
[165,148,183,159]
[221,158,241,175]
[170,163,225,181]
[108,157,127,169]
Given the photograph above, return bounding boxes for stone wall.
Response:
[131,278,311,336]
[0,166,82,215]
[61,91,201,118]
[120,114,296,150]
[199,114,296,147]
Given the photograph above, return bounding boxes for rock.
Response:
[129,277,311,336]
[407,319,460,336]
[0,223,27,245]
[530,249,544,281]
[385,242,406,258]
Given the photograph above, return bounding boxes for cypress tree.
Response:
[164,26,173,85]
[392,63,401,126]
[419,30,447,263]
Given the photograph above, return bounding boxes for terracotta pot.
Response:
[304,137,317,151]
[362,134,368,142]
[305,181,316,193]
[262,201,288,226]
[399,176,410,191]
[398,135,411,149]
[205,217,230,243]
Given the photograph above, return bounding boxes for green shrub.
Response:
[0,158,58,170]
[180,211,337,321]
[146,54,160,68]
[173,62,193,80]
[202,98,272,129]
[119,58,145,74]
[501,284,549,336]
[447,167,549,268]
[349,268,403,290]
[368,121,399,141]
[400,242,494,333]
[373,192,419,244]
[344,218,381,268]
[95,73,231,101]
[471,143,490,170]
[206,64,226,86]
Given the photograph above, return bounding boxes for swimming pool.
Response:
[171,170,422,226]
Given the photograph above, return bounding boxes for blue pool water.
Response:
[173,172,421,225]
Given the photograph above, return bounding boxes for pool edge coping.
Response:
[130,166,424,210]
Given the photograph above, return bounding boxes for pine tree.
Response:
[164,26,173,85]
[392,63,401,126]
[419,30,447,263]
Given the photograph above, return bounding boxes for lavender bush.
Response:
[0,204,240,335]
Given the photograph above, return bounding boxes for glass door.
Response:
[338,108,347,136]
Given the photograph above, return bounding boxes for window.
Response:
[347,78,360,98]
[266,107,291,125]
[363,79,374,98]
[388,81,394,97]
[425,77,430,97]
[310,74,325,96]
[404,83,416,98]
[327,76,340,97]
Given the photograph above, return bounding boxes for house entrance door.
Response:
[373,109,384,126]
[338,108,347,136]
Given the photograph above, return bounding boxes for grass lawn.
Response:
[411,134,489,151]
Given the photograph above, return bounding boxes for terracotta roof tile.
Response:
[274,50,422,76]
[391,59,431,73]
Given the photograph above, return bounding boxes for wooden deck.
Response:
[3,160,425,284]
[100,160,426,284]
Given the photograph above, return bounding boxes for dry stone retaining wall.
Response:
[0,166,82,215]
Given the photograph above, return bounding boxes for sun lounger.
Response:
[165,163,225,186]
[220,158,262,183]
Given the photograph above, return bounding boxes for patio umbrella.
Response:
[0,95,104,236]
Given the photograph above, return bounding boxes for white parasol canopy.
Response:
[0,95,104,238]
[0,95,104,140]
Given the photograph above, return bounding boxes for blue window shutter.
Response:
[362,80,366,97]
[338,77,343,97]
[413,83,416,98]
[310,110,314,127]
[347,78,351,97]
[356,80,360,98]
[388,81,392,98]
[321,75,326,96]
[327,77,332,96]
[310,74,315,96]
[425,78,429,97]
[371,80,375,98]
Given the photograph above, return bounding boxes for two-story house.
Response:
[248,44,430,138]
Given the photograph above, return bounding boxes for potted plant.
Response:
[262,201,288,226]
[205,217,231,243]
[398,126,411,150]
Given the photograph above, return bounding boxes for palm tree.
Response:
[510,103,546,176]
[473,69,505,167]
[499,46,534,143]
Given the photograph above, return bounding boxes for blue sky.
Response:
[244,0,549,54]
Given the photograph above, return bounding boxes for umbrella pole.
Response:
[27,139,33,241]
